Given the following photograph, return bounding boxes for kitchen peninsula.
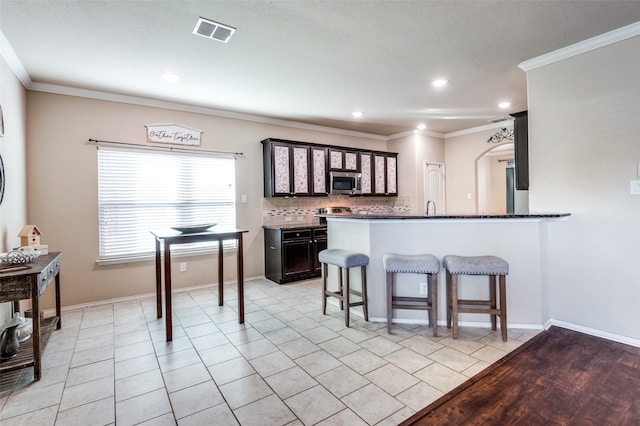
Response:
[318,213,570,329]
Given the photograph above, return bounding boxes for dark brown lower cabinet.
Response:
[264,226,327,284]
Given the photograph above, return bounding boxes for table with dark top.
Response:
[150,229,248,341]
[0,252,62,380]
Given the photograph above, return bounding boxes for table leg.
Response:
[218,240,223,306]
[55,272,61,330]
[237,234,244,324]
[155,238,162,318]
[164,243,173,341]
[32,285,41,381]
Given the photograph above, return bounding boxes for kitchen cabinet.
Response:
[310,146,329,195]
[510,111,529,190]
[329,148,359,171]
[263,139,329,197]
[262,138,397,197]
[373,153,398,196]
[359,152,373,195]
[264,226,327,283]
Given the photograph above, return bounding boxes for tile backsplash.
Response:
[263,195,411,226]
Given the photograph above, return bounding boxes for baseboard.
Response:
[544,318,640,348]
[369,316,544,330]
[41,275,266,317]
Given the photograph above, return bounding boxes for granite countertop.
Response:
[316,213,571,220]
[262,224,327,230]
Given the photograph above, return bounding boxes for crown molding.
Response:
[520,21,640,72]
[444,119,514,139]
[387,129,444,141]
[0,30,31,86]
[28,82,389,141]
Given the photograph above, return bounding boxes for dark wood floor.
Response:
[401,326,640,425]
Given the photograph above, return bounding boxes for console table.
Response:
[150,229,248,341]
[0,252,62,381]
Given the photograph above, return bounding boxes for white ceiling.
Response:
[2,1,640,137]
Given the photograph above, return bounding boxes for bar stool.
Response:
[443,255,509,341]
[319,249,369,327]
[383,253,440,336]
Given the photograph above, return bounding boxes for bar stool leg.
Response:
[386,271,393,333]
[451,273,459,339]
[429,272,438,337]
[344,267,351,327]
[361,266,368,321]
[322,263,328,315]
[446,271,452,329]
[338,267,344,311]
[489,275,497,331]
[499,275,507,342]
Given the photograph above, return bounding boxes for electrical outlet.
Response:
[285,216,293,222]
[419,282,429,295]
[631,180,640,195]
[179,262,187,272]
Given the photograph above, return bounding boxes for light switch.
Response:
[631,180,640,195]
[241,194,248,203]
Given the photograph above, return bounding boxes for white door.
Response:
[424,162,445,215]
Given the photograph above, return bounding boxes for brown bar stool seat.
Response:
[319,249,369,327]
[443,255,509,341]
[383,253,440,336]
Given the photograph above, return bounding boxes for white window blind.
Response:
[97,147,236,262]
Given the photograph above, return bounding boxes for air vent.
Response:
[193,17,236,43]
[488,116,510,124]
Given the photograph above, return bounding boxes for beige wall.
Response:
[0,56,28,322]
[527,35,640,339]
[25,91,389,308]
[389,132,444,215]
[444,127,513,214]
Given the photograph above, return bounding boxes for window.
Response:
[97,147,236,263]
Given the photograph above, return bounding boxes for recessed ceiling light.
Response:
[162,72,179,83]
[432,79,448,87]
[352,111,363,118]
[416,123,426,130]
[498,101,511,109]
[193,17,236,43]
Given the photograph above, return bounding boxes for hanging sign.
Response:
[145,123,202,146]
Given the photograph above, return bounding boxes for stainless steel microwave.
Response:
[329,171,362,195]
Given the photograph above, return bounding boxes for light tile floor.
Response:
[0,277,539,425]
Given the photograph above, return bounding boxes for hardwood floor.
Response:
[401,326,640,425]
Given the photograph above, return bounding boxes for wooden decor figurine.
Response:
[17,225,48,254]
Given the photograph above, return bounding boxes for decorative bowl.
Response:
[170,223,217,233]
[0,249,41,265]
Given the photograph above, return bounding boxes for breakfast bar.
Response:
[318,213,570,328]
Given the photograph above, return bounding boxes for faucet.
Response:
[425,200,436,216]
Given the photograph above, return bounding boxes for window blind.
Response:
[97,147,236,261]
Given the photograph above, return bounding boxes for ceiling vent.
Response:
[193,17,236,43]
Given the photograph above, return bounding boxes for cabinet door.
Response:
[282,239,313,278]
[312,228,327,274]
[374,154,387,194]
[311,147,328,195]
[360,152,373,195]
[386,155,398,195]
[272,144,292,196]
[292,145,311,195]
[344,151,359,171]
[329,149,343,170]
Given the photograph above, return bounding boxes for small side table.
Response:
[0,252,62,381]
[150,229,248,341]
